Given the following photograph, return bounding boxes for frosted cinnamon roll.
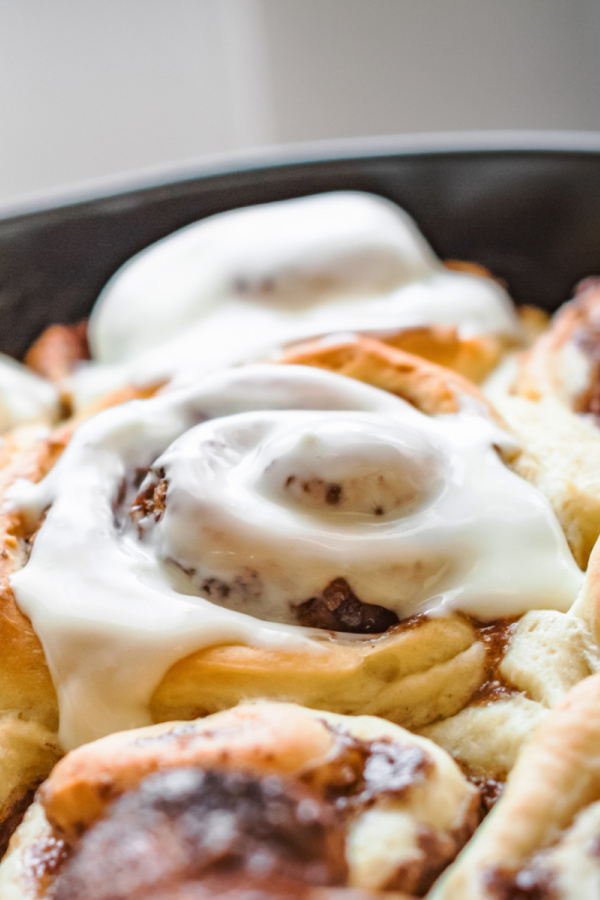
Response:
[489,279,600,568]
[3,354,583,757]
[58,191,521,408]
[430,672,600,899]
[0,702,482,898]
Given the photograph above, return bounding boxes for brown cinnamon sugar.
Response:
[295,578,400,634]
[0,788,37,859]
[24,831,69,897]
[484,864,555,900]
[470,618,519,705]
[49,768,348,900]
[130,469,168,527]
[304,724,432,812]
[469,774,504,816]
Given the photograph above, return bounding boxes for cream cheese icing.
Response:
[69,192,521,406]
[0,353,58,434]
[7,366,582,750]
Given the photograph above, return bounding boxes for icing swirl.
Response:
[7,365,581,749]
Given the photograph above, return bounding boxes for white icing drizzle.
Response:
[0,353,58,434]
[69,192,520,405]
[8,366,582,750]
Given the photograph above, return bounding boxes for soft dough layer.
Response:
[430,673,600,899]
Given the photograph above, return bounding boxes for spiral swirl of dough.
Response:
[8,365,581,749]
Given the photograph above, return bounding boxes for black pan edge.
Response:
[2,130,600,357]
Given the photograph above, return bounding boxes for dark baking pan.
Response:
[2,131,600,359]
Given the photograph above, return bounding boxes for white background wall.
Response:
[1,0,599,203]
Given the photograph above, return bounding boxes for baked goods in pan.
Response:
[1,184,600,892]
[429,672,600,899]
[0,702,482,898]
[23,191,521,409]
[0,216,532,853]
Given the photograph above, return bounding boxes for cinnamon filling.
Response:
[470,618,519,705]
[128,471,402,634]
[47,768,348,900]
[130,470,168,527]
[303,725,432,811]
[468,775,504,816]
[484,864,556,900]
[295,578,399,634]
[39,726,476,898]
[126,468,528,653]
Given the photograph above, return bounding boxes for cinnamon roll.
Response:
[3,352,583,761]
[488,278,600,568]
[0,702,482,898]
[54,191,521,408]
[430,672,600,899]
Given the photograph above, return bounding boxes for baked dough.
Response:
[430,672,600,899]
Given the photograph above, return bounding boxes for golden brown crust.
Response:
[41,704,337,840]
[25,322,90,384]
[151,617,487,731]
[281,335,503,420]
[377,326,501,385]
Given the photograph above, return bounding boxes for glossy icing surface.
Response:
[70,192,520,404]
